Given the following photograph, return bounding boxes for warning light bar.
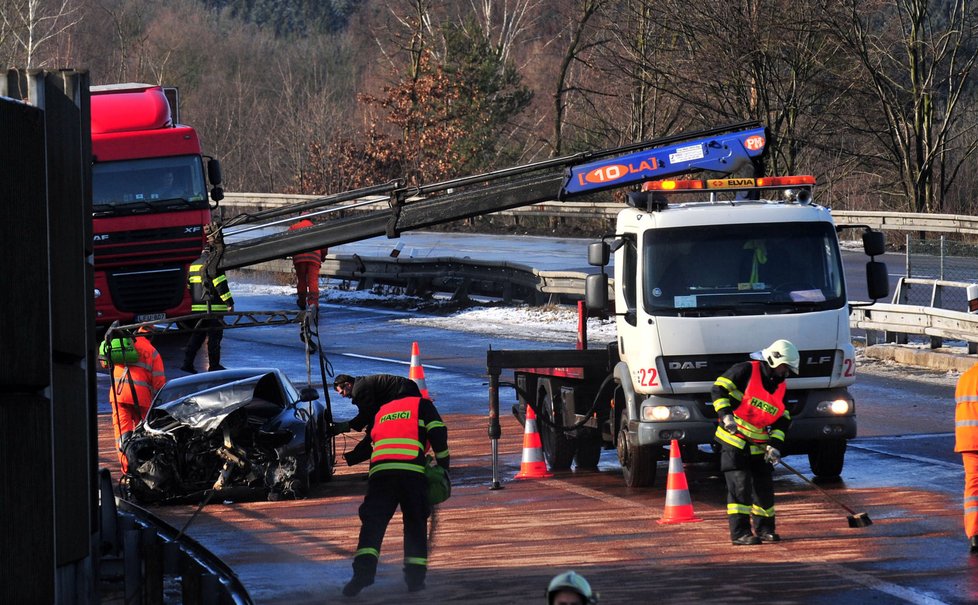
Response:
[642,175,815,191]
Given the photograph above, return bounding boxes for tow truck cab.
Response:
[586,176,889,487]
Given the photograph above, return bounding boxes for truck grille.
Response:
[663,349,837,383]
[93,224,205,266]
[108,266,186,312]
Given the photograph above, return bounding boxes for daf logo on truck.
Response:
[667,360,708,370]
[94,234,110,242]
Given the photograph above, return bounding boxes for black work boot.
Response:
[755,520,780,542]
[731,534,761,546]
[342,576,373,597]
[404,564,426,592]
[970,536,978,554]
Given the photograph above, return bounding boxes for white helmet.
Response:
[547,571,596,604]
[759,339,800,374]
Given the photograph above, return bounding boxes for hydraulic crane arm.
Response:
[216,121,769,271]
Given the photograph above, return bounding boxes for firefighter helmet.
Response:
[546,571,596,604]
[761,339,800,374]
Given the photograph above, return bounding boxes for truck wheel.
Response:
[808,439,846,479]
[574,429,602,470]
[538,385,574,471]
[617,410,656,487]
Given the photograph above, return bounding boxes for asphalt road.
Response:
[93,237,972,604]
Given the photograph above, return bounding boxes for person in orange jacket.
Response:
[955,363,978,554]
[288,217,326,311]
[289,217,326,353]
[110,327,166,474]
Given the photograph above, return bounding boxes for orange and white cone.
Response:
[657,439,702,524]
[515,406,553,479]
[409,341,430,399]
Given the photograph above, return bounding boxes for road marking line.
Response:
[820,562,950,605]
[340,352,445,370]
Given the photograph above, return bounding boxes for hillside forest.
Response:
[3,0,978,217]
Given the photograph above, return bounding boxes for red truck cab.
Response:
[90,83,222,326]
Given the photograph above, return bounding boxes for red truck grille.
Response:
[107,265,187,312]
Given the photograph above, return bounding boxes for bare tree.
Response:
[466,0,540,65]
[550,0,609,156]
[1,0,80,68]
[831,0,978,213]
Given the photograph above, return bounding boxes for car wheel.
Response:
[314,417,334,483]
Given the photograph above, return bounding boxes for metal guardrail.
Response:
[97,468,253,604]
[852,277,978,352]
[235,255,611,305]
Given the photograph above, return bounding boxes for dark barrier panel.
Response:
[0,88,55,604]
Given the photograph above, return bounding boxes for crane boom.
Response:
[216,121,768,271]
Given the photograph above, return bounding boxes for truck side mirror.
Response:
[207,158,224,203]
[866,261,889,301]
[588,241,609,267]
[585,273,609,311]
[863,230,885,257]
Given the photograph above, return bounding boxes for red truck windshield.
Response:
[93,155,208,214]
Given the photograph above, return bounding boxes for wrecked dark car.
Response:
[122,368,333,504]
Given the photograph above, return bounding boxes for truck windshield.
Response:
[93,155,207,213]
[643,222,846,315]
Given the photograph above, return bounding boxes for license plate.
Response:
[135,313,166,322]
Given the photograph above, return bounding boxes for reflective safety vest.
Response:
[369,397,425,476]
[956,364,978,452]
[729,361,786,445]
[110,336,166,436]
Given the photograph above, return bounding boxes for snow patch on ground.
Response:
[395,304,617,343]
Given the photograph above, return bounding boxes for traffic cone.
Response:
[515,405,553,479]
[409,341,430,399]
[657,439,702,524]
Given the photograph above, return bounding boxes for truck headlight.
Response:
[644,405,691,421]
[816,399,850,415]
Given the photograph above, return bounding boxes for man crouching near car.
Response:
[329,373,422,465]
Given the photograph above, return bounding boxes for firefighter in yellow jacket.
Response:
[712,339,797,545]
[955,363,978,554]
[342,395,449,597]
[109,327,166,474]
[182,224,234,373]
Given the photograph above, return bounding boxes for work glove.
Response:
[329,421,351,436]
[764,445,781,465]
[720,413,738,434]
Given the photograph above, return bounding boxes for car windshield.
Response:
[92,155,207,212]
[643,221,846,315]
